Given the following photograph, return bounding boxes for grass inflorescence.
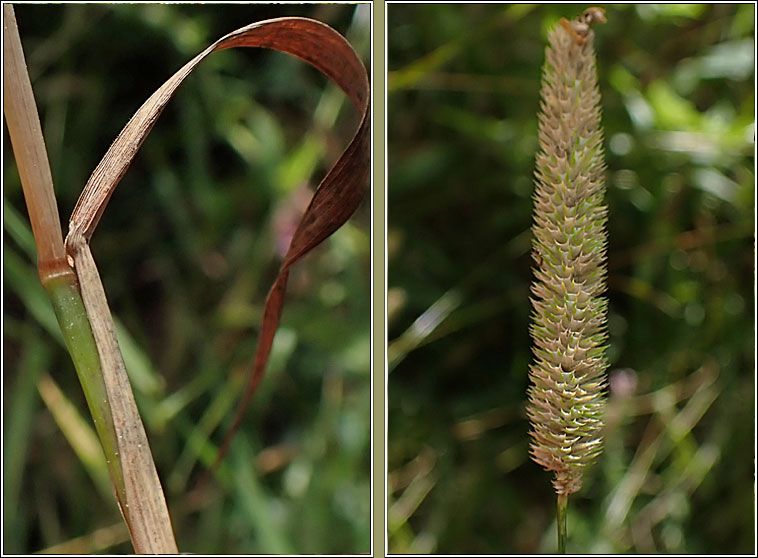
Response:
[527,10,608,499]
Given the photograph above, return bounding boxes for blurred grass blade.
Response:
[63,17,370,473]
[230,443,294,554]
[388,289,462,371]
[3,333,48,553]
[4,196,38,258]
[37,523,130,555]
[36,374,114,504]
[4,245,62,341]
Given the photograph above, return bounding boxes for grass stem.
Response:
[2,4,66,275]
[557,492,568,553]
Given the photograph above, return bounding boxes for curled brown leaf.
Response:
[64,14,370,503]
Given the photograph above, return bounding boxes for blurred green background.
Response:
[388,3,753,554]
[3,3,369,554]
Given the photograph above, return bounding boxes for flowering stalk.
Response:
[527,7,608,551]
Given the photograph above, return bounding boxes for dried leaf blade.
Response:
[64,15,370,496]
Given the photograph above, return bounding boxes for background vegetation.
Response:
[388,4,754,554]
[3,4,370,554]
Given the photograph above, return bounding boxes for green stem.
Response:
[557,492,568,553]
[44,270,128,513]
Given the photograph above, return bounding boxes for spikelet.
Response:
[527,13,608,496]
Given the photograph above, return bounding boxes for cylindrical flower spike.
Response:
[527,9,608,497]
